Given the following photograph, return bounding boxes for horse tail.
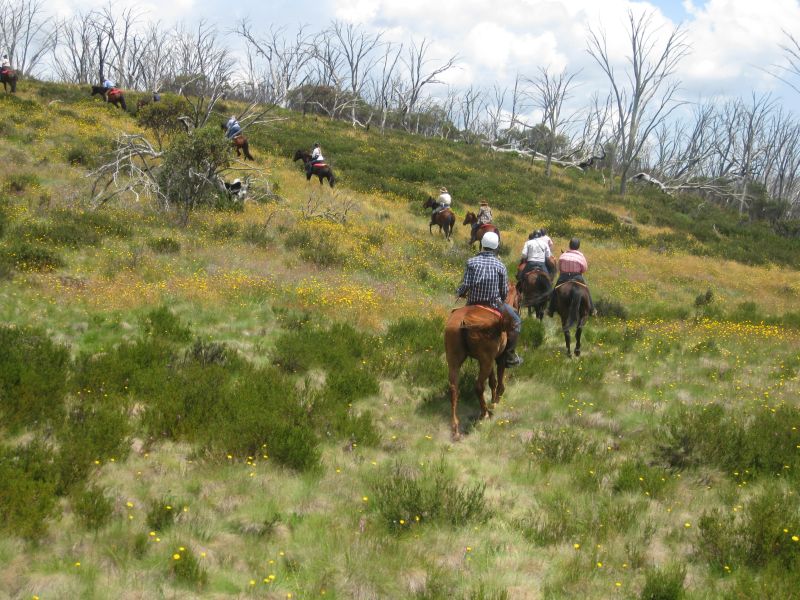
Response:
[243,140,254,161]
[328,169,336,188]
[565,285,582,331]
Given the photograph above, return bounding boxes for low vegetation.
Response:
[0,80,798,598]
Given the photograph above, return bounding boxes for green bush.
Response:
[16,220,102,248]
[0,326,69,431]
[370,460,488,532]
[0,441,61,539]
[640,563,686,600]
[696,484,800,571]
[210,221,240,240]
[519,318,545,350]
[147,496,179,531]
[4,172,40,193]
[168,543,208,588]
[381,316,444,387]
[3,240,64,271]
[284,225,344,267]
[72,484,114,531]
[147,236,181,254]
[527,425,595,465]
[594,297,628,319]
[241,223,273,247]
[141,306,192,342]
[613,459,672,499]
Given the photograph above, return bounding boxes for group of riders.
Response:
[433,190,596,368]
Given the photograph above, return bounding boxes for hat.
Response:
[440,187,448,193]
[480,201,489,206]
[481,231,499,250]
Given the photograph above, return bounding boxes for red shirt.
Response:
[558,249,588,274]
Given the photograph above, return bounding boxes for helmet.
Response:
[314,142,320,147]
[481,231,499,250]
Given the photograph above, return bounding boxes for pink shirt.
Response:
[558,249,587,274]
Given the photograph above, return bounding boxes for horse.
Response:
[444,283,519,440]
[218,125,255,161]
[552,280,591,357]
[518,263,553,319]
[0,68,17,93]
[423,196,456,240]
[90,86,127,110]
[293,149,336,188]
[463,212,499,246]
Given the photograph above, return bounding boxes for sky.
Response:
[49,0,800,113]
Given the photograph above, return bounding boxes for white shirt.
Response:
[520,238,551,263]
[311,147,324,161]
[437,192,452,207]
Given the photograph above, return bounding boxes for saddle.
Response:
[107,88,123,99]
[0,68,11,77]
[477,223,495,234]
[446,304,511,334]
[311,162,327,168]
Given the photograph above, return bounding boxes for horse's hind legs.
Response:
[574,327,582,357]
[564,330,572,357]
[448,363,462,440]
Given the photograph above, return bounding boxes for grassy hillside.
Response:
[0,81,799,600]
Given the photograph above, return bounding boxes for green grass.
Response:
[0,80,798,598]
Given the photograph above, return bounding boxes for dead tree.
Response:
[329,21,382,127]
[0,0,55,76]
[396,38,457,133]
[529,66,579,176]
[587,10,689,195]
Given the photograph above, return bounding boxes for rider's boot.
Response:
[503,330,523,367]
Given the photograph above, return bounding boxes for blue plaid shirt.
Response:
[456,251,508,307]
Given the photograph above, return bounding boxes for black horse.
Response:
[90,86,127,110]
[0,68,17,93]
[293,149,336,188]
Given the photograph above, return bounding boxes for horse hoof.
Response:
[575,350,581,357]
[452,431,462,442]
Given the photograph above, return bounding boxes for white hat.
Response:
[481,231,499,250]
[440,187,448,193]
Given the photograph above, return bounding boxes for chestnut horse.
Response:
[0,68,17,93]
[444,283,519,440]
[518,264,553,319]
[423,196,456,240]
[219,124,254,160]
[293,150,336,187]
[90,86,127,110]
[463,212,499,246]
[552,280,591,357]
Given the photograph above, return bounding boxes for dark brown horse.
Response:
[444,283,519,440]
[423,196,456,240]
[518,262,554,319]
[293,149,335,187]
[219,125,255,161]
[463,212,499,246]
[0,68,17,93]
[90,86,127,110]
[552,280,591,357]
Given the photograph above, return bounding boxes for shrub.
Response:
[0,325,69,431]
[527,426,595,465]
[147,496,179,531]
[241,223,273,247]
[210,221,240,240]
[72,484,114,531]
[147,236,181,254]
[3,241,64,271]
[141,306,192,342]
[16,220,102,248]
[0,441,60,539]
[55,209,132,239]
[594,297,628,319]
[519,318,545,350]
[639,563,687,600]
[169,544,208,588]
[381,316,444,386]
[284,225,344,267]
[613,459,673,499]
[4,172,40,193]
[370,460,488,532]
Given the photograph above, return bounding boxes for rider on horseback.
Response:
[308,142,325,176]
[432,187,452,216]
[456,231,523,367]
[547,238,596,317]
[517,229,552,285]
[1,55,10,73]
[225,115,242,139]
[472,201,493,235]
